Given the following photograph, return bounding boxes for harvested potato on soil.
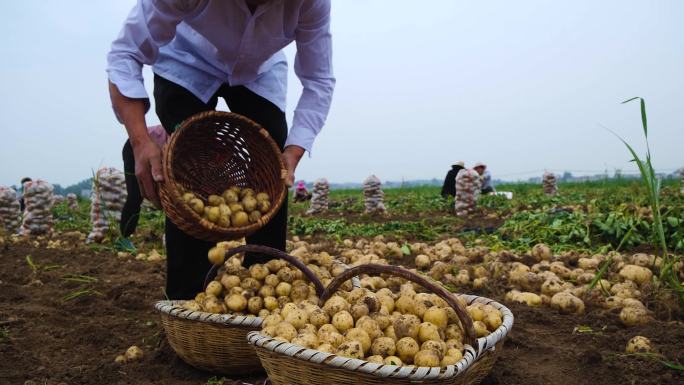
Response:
[625,336,655,353]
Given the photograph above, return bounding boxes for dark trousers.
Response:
[154,74,289,300]
[121,140,144,238]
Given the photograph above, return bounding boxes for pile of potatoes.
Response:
[260,284,503,369]
[181,186,272,228]
[182,242,353,316]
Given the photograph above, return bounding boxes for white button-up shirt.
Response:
[107,0,335,153]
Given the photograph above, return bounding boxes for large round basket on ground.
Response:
[155,245,360,375]
[158,111,287,242]
[248,264,514,385]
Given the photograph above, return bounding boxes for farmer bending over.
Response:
[107,0,335,299]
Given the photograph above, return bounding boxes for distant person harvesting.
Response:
[441,161,465,198]
[107,0,335,299]
[474,162,495,195]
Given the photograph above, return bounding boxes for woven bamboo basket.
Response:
[248,264,514,385]
[158,111,287,242]
[156,245,361,375]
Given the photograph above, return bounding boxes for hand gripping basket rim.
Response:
[247,294,513,382]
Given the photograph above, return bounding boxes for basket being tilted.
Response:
[248,264,514,385]
[158,111,288,242]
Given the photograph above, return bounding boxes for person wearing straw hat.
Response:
[441,161,465,198]
[473,162,495,195]
[106,0,335,299]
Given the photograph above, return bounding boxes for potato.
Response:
[384,356,403,366]
[240,188,256,199]
[332,311,354,333]
[350,303,369,320]
[285,308,308,330]
[275,282,292,297]
[550,292,585,315]
[125,345,144,361]
[384,325,398,341]
[241,277,261,291]
[620,306,651,327]
[264,274,280,287]
[281,303,299,319]
[484,311,503,331]
[248,210,262,224]
[275,321,297,341]
[423,306,448,330]
[181,300,202,311]
[318,330,344,348]
[208,195,224,206]
[222,190,239,204]
[417,322,441,343]
[277,267,296,283]
[205,281,223,297]
[207,247,226,265]
[182,192,196,202]
[393,314,421,340]
[531,243,552,261]
[625,336,655,353]
[203,299,225,313]
[309,309,330,328]
[345,328,372,353]
[299,323,318,335]
[231,211,249,227]
[619,265,653,285]
[290,283,310,302]
[396,337,420,364]
[262,314,283,328]
[421,340,446,359]
[441,355,461,367]
[189,198,205,215]
[335,340,364,359]
[466,305,485,322]
[217,215,231,227]
[256,192,270,202]
[473,321,490,337]
[225,294,247,312]
[247,296,263,315]
[323,296,350,317]
[257,200,271,213]
[366,355,384,364]
[292,332,319,349]
[218,203,232,217]
[262,325,276,337]
[352,316,378,338]
[242,196,258,213]
[394,295,414,314]
[318,343,334,353]
[264,296,279,311]
[371,311,392,330]
[258,285,275,298]
[413,349,440,367]
[415,254,431,269]
[370,336,396,357]
[259,309,270,317]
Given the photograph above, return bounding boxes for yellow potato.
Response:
[231,211,249,227]
[208,194,224,206]
[222,190,239,204]
[188,198,204,215]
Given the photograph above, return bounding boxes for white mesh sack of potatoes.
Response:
[307,178,330,215]
[363,175,386,214]
[87,167,128,243]
[0,186,22,235]
[21,180,54,236]
[454,169,481,217]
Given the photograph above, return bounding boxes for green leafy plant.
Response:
[613,97,684,308]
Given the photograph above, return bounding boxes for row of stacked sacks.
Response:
[181,238,504,369]
[0,186,21,234]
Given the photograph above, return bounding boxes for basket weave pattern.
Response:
[156,245,361,375]
[158,111,287,242]
[247,264,514,385]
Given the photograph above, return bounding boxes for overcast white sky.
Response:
[1,1,682,187]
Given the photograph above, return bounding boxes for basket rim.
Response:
[247,294,513,381]
[159,110,288,240]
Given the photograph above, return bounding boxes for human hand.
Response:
[132,139,164,208]
[282,145,305,187]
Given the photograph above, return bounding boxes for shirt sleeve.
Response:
[286,0,336,154]
[106,0,208,104]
